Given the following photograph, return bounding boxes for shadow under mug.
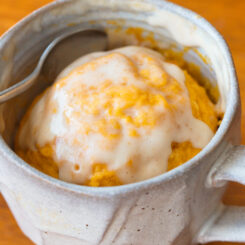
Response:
[0,0,245,244]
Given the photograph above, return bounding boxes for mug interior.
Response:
[0,0,233,183]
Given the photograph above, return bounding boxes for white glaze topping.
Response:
[17,46,213,184]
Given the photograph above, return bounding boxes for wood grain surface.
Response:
[0,0,245,244]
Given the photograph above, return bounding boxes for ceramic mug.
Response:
[0,0,245,244]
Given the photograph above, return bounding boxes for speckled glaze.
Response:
[0,0,245,244]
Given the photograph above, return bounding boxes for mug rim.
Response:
[0,0,239,197]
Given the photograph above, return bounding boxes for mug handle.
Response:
[197,145,245,243]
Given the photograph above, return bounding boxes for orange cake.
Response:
[15,46,218,186]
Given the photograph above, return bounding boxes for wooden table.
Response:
[0,0,245,244]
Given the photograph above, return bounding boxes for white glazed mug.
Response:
[0,0,245,244]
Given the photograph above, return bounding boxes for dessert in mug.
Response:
[15,46,219,186]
